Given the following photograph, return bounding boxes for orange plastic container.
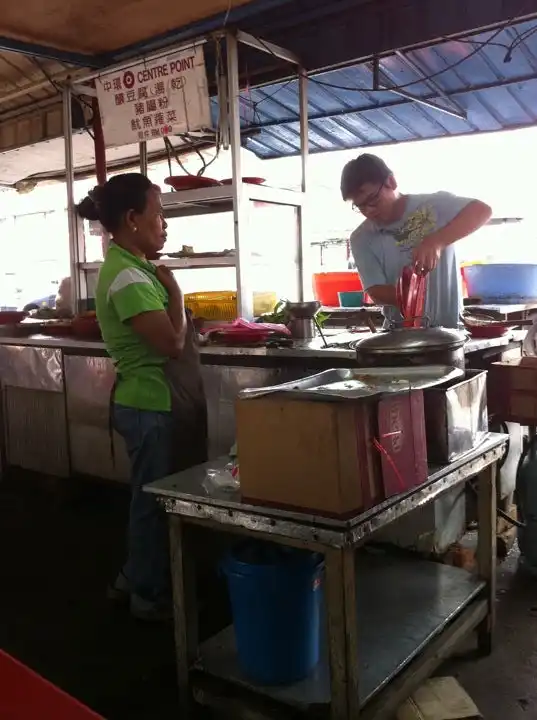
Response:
[312,272,362,307]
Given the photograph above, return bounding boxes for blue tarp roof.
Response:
[221,19,537,158]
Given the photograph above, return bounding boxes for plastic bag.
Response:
[204,462,240,493]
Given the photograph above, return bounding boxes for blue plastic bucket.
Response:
[221,542,323,686]
[463,263,537,303]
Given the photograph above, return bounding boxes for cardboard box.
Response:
[236,391,427,517]
[396,677,481,720]
[488,358,537,424]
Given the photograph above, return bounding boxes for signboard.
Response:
[95,46,211,148]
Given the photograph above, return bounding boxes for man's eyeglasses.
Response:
[352,183,385,213]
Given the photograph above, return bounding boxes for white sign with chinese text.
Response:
[95,46,211,148]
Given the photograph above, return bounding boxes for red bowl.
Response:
[466,323,508,339]
[0,311,27,325]
[164,176,221,191]
[220,177,265,185]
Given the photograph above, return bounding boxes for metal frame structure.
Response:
[63,29,309,318]
[147,433,506,720]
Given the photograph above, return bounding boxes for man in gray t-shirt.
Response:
[341,154,492,328]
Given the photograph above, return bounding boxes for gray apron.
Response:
[110,310,208,472]
[163,312,208,471]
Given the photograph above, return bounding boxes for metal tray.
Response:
[239,366,464,401]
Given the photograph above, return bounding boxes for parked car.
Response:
[0,273,60,312]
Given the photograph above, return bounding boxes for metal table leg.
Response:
[169,515,199,716]
[325,546,361,719]
[476,461,497,655]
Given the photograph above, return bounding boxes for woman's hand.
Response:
[156,265,182,296]
[412,234,444,275]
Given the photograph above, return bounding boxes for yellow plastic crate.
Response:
[184,291,277,320]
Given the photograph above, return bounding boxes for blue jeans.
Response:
[113,404,177,603]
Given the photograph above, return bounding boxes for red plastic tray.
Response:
[164,175,220,191]
[220,177,265,185]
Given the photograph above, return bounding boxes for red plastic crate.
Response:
[0,651,104,719]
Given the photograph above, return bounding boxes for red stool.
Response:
[0,650,104,719]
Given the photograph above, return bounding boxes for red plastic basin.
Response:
[312,272,362,307]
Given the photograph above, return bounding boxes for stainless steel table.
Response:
[147,433,507,720]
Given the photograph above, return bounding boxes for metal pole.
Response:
[63,84,81,315]
[298,67,309,301]
[139,142,148,175]
[226,32,253,319]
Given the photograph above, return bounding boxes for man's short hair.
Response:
[340,154,392,200]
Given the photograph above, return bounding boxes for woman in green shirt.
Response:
[77,174,207,621]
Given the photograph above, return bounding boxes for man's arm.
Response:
[365,284,398,307]
[413,197,492,273]
[351,229,398,309]
[429,199,492,248]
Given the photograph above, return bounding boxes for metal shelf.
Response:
[196,553,485,710]
[161,184,305,219]
[80,255,236,272]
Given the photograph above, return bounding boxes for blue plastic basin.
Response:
[463,264,537,303]
[221,542,323,686]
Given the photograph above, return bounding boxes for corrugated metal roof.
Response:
[223,19,537,158]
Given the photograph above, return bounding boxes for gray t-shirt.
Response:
[350,192,473,328]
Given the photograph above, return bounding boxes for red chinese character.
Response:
[154,112,164,126]
[103,80,112,92]
[151,128,160,138]
[144,130,151,139]
[158,97,169,110]
[153,82,165,96]
[134,103,145,116]
[162,125,172,135]
[126,90,136,103]
[143,115,152,128]
[166,110,177,123]
[115,93,125,106]
[146,99,157,113]
[131,118,141,131]
[138,87,148,100]
[113,77,122,91]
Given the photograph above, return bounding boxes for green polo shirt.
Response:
[95,244,171,412]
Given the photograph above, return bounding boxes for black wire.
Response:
[164,136,192,176]
[505,24,537,60]
[307,26,506,93]
[165,138,173,177]
[248,6,536,97]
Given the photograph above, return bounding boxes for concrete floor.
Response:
[446,549,537,719]
[0,469,535,719]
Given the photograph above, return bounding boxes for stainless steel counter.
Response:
[0,330,523,488]
[0,329,525,359]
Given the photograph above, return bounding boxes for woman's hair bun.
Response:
[76,185,105,222]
